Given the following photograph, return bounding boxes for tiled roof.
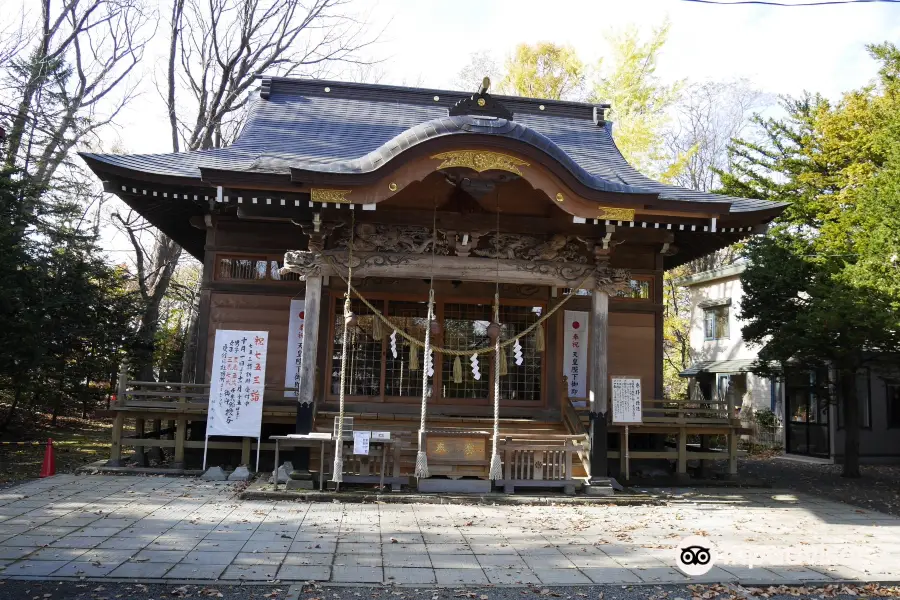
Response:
[81,77,782,215]
[680,359,780,377]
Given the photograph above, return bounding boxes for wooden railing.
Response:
[499,433,587,494]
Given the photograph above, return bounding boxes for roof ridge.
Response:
[259,75,604,121]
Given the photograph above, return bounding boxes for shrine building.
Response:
[81,77,785,493]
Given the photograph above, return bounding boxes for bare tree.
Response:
[1,0,155,189]
[665,79,770,193]
[117,0,379,381]
[454,50,500,93]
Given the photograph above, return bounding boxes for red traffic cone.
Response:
[40,438,56,478]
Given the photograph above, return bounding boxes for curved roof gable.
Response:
[81,76,781,215]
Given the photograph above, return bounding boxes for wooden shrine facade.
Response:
[82,77,785,490]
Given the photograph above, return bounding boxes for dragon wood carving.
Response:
[472,234,589,263]
[334,223,450,255]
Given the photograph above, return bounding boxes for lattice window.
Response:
[441,303,491,400]
[215,255,301,282]
[499,305,543,402]
[613,277,652,299]
[384,301,429,398]
[330,298,383,397]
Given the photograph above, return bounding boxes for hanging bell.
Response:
[429,319,442,338]
[487,321,501,343]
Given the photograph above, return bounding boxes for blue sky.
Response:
[104,0,900,155]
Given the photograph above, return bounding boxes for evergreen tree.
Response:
[720,43,900,477]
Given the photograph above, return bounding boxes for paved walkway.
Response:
[0,476,898,586]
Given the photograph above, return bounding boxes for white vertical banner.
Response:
[284,299,305,398]
[207,330,269,438]
[611,376,642,424]
[563,311,589,399]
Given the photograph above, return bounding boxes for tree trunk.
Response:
[840,368,861,478]
[0,385,23,432]
[180,302,200,384]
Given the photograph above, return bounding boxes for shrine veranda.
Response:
[81,77,785,491]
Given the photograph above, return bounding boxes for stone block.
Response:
[269,462,294,483]
[201,466,227,481]
[228,466,252,481]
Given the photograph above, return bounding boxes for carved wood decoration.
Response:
[311,188,352,204]
[282,249,630,290]
[471,233,589,263]
[431,151,529,176]
[333,223,450,255]
[597,206,636,221]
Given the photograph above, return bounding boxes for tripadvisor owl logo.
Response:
[676,536,716,576]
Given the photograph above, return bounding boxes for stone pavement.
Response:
[0,475,897,586]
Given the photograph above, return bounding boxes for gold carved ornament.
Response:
[310,188,352,204]
[431,151,530,176]
[597,206,636,221]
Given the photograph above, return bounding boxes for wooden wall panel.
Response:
[206,292,295,385]
[608,312,656,401]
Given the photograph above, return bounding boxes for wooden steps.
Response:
[312,411,588,480]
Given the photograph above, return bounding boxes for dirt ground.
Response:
[0,410,112,485]
[738,455,900,517]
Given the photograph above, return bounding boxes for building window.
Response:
[330,298,383,397]
[888,384,900,428]
[215,254,301,282]
[441,303,492,400]
[703,305,729,340]
[613,278,651,299]
[328,296,544,404]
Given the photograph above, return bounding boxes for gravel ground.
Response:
[2,581,900,600]
[738,456,900,517]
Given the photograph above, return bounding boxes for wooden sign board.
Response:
[611,376,642,424]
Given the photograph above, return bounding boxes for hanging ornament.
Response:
[534,324,545,353]
[452,356,463,384]
[470,353,481,380]
[345,311,357,328]
[487,321,501,344]
[390,330,398,359]
[430,319,442,338]
[425,345,435,377]
[513,338,524,366]
[409,343,419,371]
[499,346,508,376]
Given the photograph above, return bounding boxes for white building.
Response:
[676,263,781,422]
[677,263,900,463]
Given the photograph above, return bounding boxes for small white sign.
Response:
[353,431,371,455]
[372,431,391,440]
[611,376,642,424]
[284,299,305,398]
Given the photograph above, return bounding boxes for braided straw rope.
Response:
[488,294,503,480]
[414,288,434,479]
[324,255,592,357]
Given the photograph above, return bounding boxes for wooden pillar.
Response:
[174,418,186,469]
[108,361,128,467]
[134,418,146,467]
[109,414,125,467]
[292,276,323,481]
[588,289,609,485]
[148,419,163,462]
[728,429,739,476]
[241,437,251,467]
[677,427,688,481]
